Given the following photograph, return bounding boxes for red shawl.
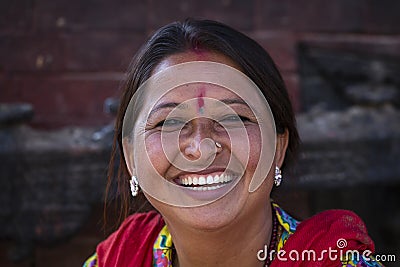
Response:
[270,209,375,266]
[96,209,375,266]
[96,211,164,267]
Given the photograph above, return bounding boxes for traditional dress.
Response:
[83,203,383,267]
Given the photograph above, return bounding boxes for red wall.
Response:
[1,0,399,128]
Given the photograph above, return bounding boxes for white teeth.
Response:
[188,184,225,191]
[179,174,233,188]
[198,176,206,185]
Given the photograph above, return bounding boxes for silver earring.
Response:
[130,175,139,197]
[215,142,222,148]
[274,166,282,186]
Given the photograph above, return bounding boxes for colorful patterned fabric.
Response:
[153,225,174,267]
[83,203,384,267]
[83,253,97,267]
[152,203,299,266]
[272,202,300,252]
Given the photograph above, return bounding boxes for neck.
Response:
[165,202,273,267]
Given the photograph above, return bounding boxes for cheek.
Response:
[144,133,171,175]
[229,125,261,174]
[246,126,262,172]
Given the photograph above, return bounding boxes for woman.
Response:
[84,19,383,267]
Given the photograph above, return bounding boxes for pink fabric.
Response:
[270,209,375,266]
[96,211,164,267]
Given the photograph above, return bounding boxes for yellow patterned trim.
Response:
[82,253,98,267]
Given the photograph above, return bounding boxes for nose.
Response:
[181,118,217,161]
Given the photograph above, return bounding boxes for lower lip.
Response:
[177,178,237,201]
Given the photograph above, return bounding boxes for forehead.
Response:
[139,51,245,106]
[148,51,245,104]
[154,83,241,105]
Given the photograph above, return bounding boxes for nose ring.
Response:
[215,142,222,148]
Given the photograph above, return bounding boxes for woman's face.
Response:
[130,51,280,230]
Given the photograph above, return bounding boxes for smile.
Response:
[176,173,234,191]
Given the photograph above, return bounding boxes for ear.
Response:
[122,137,136,177]
[275,129,289,168]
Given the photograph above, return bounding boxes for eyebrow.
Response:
[218,98,249,107]
[148,102,181,118]
[148,98,249,118]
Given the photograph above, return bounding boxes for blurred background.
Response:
[1,0,399,266]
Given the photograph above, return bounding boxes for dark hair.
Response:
[106,18,300,227]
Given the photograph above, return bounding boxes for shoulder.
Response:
[98,210,163,252]
[296,209,370,239]
[83,210,164,267]
[273,209,383,266]
[108,210,164,239]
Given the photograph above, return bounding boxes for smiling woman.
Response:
[83,19,383,267]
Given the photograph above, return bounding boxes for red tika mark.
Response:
[197,87,205,114]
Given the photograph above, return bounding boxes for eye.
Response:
[155,118,186,131]
[220,114,250,123]
[214,114,251,130]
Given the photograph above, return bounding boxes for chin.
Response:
[150,180,249,231]
[180,198,243,230]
